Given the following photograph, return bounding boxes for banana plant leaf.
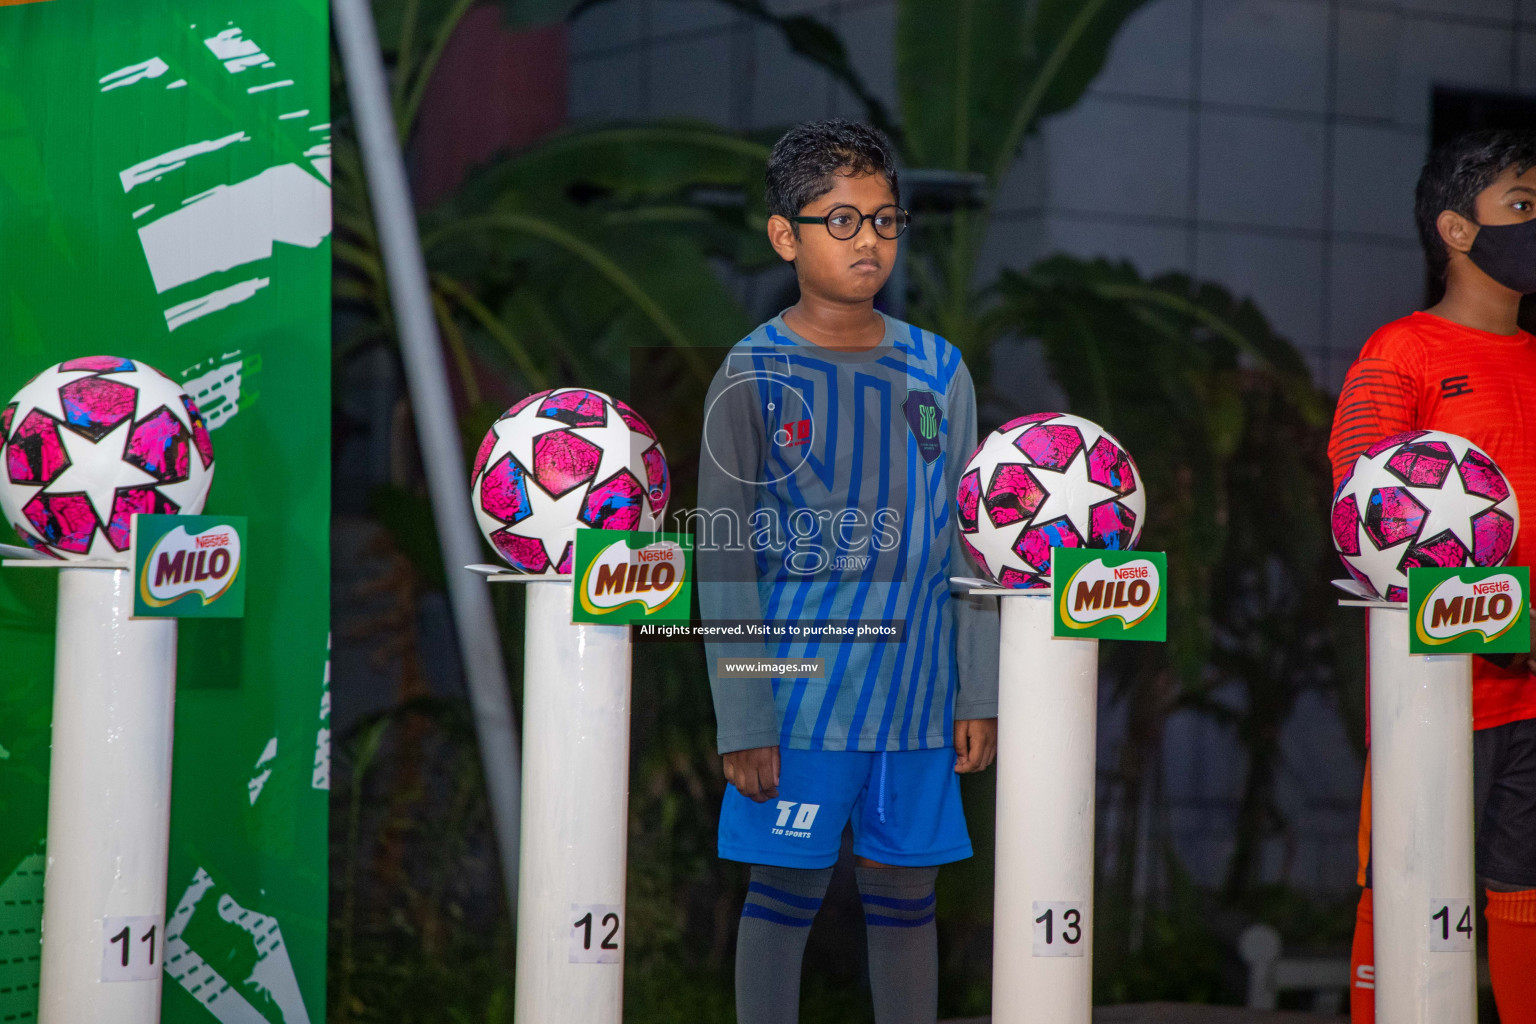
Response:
[898,0,1148,182]
[570,0,901,144]
[334,64,769,396]
[993,254,1329,687]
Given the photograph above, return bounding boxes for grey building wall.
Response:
[568,0,1534,895]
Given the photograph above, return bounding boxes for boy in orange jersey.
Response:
[1328,128,1536,1023]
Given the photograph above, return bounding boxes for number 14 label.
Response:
[1032,900,1085,957]
[1429,898,1474,952]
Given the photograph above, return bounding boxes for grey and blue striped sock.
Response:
[734,864,833,1024]
[857,865,939,1024]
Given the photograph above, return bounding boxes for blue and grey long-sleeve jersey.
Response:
[696,313,999,754]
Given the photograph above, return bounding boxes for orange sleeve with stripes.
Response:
[1328,333,1425,491]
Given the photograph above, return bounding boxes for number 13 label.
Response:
[1429,898,1474,952]
[101,915,162,982]
[570,903,622,963]
[1032,900,1085,957]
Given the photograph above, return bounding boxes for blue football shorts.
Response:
[718,745,973,869]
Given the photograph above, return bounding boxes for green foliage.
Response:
[329,699,518,1024]
[1231,884,1357,951]
[895,0,1152,358]
[897,0,1145,183]
[576,0,901,144]
[419,125,766,387]
[369,484,446,589]
[333,1,771,409]
[1094,871,1229,1006]
[995,256,1327,684]
[337,118,767,400]
[1096,879,1357,1008]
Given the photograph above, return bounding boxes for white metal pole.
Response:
[37,568,177,1024]
[331,0,524,921]
[514,581,631,1024]
[993,591,1098,1024]
[1367,606,1477,1023]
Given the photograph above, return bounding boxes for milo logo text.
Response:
[139,523,242,608]
[1059,556,1162,630]
[1415,572,1524,646]
[579,538,686,616]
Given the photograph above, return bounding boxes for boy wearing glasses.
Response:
[696,119,999,1024]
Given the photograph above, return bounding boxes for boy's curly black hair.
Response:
[1415,128,1536,280]
[765,119,900,223]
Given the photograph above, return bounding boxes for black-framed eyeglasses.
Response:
[790,204,910,240]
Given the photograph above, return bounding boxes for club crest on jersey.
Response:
[903,390,943,464]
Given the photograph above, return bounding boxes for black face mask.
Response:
[1468,218,1536,294]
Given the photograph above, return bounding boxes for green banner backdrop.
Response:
[0,3,330,1021]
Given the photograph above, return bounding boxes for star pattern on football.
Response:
[1331,430,1518,602]
[470,388,669,575]
[957,412,1146,588]
[0,357,215,560]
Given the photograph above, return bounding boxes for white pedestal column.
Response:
[38,567,178,1024]
[1368,606,1477,1024]
[992,591,1099,1024]
[513,581,632,1024]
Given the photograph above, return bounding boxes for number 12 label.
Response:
[570,903,622,964]
[1429,898,1474,952]
[101,915,162,982]
[1032,900,1085,957]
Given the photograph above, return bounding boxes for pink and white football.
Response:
[1331,430,1518,602]
[470,388,669,575]
[0,356,216,560]
[956,412,1145,589]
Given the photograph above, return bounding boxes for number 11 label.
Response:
[1032,900,1085,957]
[101,915,163,982]
[1429,898,1474,952]
[570,903,622,963]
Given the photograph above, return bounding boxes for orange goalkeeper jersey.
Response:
[1329,311,1536,731]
